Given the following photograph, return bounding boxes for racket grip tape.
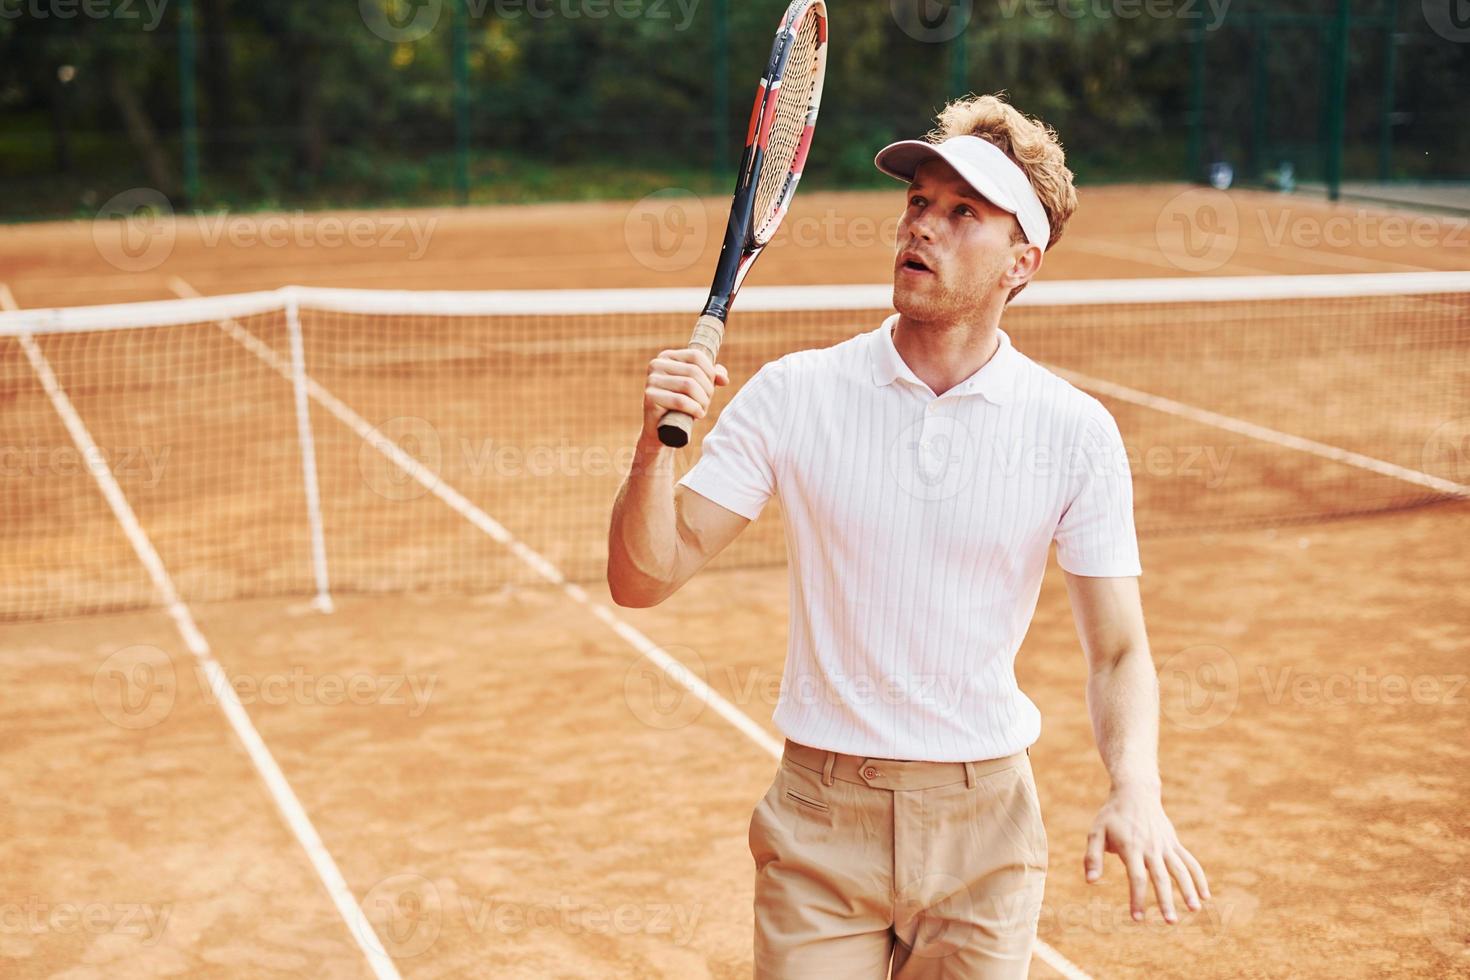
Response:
[657,313,728,449]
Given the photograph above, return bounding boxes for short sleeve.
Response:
[676,359,787,521]
[1053,402,1143,577]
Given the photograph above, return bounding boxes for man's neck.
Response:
[892,310,1004,397]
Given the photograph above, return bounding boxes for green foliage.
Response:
[0,0,1463,219]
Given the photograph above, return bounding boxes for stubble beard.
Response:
[892,254,1008,328]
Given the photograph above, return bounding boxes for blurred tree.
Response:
[0,0,1462,218]
[197,0,236,168]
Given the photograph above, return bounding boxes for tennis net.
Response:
[2,272,1466,621]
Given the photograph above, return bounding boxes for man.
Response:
[608,93,1210,978]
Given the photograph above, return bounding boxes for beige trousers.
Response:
[748,739,1048,979]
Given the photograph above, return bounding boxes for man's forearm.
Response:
[1086,646,1162,794]
[607,439,681,603]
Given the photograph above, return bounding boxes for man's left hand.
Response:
[1083,785,1211,924]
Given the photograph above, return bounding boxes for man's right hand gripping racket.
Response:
[656,0,828,449]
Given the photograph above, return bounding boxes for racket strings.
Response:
[752,11,823,243]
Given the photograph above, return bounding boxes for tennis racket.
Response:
[657,0,828,448]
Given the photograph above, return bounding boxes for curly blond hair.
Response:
[931,93,1077,250]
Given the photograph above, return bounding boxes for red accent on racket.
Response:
[656,0,829,449]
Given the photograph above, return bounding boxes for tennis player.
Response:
[609,93,1210,978]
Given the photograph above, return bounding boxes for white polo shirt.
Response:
[677,314,1142,762]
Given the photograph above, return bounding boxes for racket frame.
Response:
[658,0,827,448]
[707,1,827,320]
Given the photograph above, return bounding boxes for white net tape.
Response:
[3,273,1467,620]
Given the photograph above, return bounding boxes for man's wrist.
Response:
[631,437,676,475]
[1109,774,1162,796]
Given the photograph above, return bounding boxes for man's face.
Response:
[892,158,1031,324]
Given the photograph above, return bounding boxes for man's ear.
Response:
[1002,243,1044,291]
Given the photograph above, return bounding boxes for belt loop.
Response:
[821,752,836,787]
[964,760,976,789]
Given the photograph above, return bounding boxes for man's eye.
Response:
[956,205,974,217]
[909,196,926,208]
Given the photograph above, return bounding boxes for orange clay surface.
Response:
[1,186,1467,978]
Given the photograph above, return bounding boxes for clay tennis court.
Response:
[2,186,1468,978]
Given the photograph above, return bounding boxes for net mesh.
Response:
[1,313,316,620]
[752,10,823,244]
[2,275,1466,621]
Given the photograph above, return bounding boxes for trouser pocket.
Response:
[785,788,829,812]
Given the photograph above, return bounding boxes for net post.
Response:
[178,0,201,207]
[1323,0,1351,202]
[452,0,471,206]
[1249,18,1267,183]
[949,13,968,96]
[284,290,334,614]
[713,0,729,179]
[1187,25,1205,183]
[1377,0,1399,182]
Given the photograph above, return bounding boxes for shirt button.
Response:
[862,766,880,780]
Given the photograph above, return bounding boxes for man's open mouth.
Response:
[899,253,934,274]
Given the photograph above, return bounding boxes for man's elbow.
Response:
[1086,640,1149,680]
[609,583,664,608]
[607,569,673,608]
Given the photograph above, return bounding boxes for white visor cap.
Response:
[875,135,1051,252]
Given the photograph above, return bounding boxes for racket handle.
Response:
[657,313,728,449]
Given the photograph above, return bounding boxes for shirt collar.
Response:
[868,314,1020,404]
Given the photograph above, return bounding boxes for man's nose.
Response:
[906,212,938,243]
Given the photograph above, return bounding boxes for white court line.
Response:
[167,276,1094,980]
[1053,366,1470,499]
[1223,237,1436,275]
[1062,237,1281,276]
[1080,231,1439,277]
[1,286,403,980]
[168,277,783,754]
